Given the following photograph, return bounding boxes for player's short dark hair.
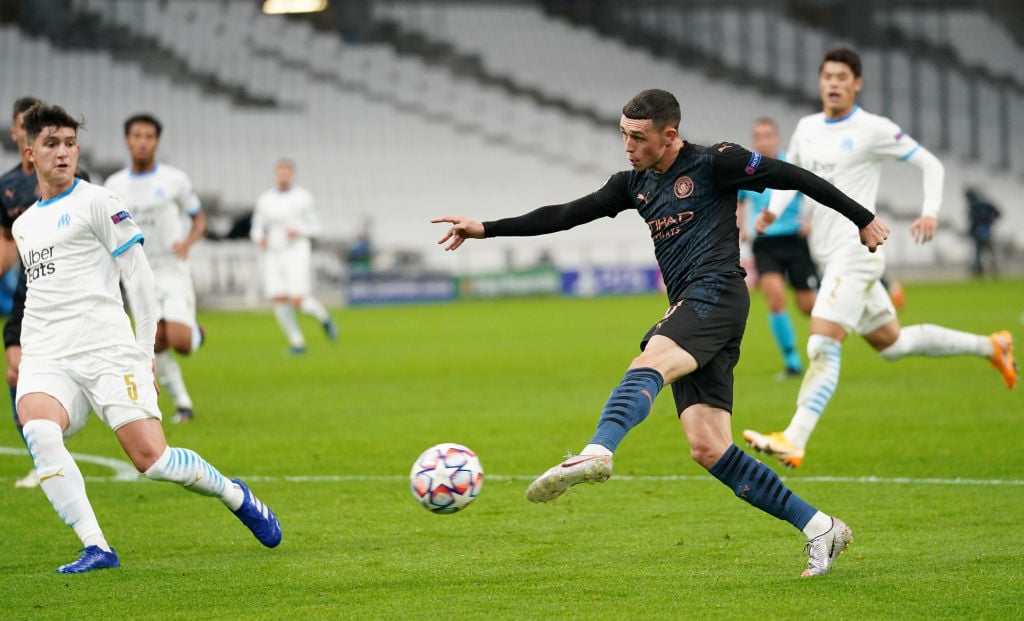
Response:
[12,97,43,122]
[622,89,681,130]
[753,117,778,130]
[124,113,163,137]
[23,102,83,145]
[276,158,296,170]
[819,46,862,79]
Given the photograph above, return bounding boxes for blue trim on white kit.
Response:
[899,145,921,161]
[111,233,145,257]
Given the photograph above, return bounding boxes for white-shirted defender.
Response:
[105,114,206,423]
[743,47,1017,469]
[14,102,281,574]
[251,159,338,355]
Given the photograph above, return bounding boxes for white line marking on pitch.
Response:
[4,447,1022,486]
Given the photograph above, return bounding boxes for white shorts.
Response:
[263,243,312,299]
[812,252,895,335]
[17,346,161,439]
[152,260,198,327]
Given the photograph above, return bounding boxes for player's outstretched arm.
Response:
[432,216,485,251]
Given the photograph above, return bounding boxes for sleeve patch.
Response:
[744,151,763,175]
[111,210,133,224]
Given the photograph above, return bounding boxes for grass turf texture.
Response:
[1,279,1021,620]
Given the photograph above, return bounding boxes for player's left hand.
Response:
[171,241,189,259]
[754,210,776,235]
[909,216,937,244]
[860,216,890,253]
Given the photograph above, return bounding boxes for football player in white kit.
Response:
[104,114,205,423]
[743,47,1017,468]
[251,159,338,354]
[14,103,280,573]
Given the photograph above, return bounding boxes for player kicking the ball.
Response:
[14,103,281,573]
[433,89,890,576]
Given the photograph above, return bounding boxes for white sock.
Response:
[22,419,111,551]
[802,511,834,539]
[144,446,244,511]
[784,334,842,449]
[273,303,305,348]
[879,324,992,360]
[299,296,329,323]
[581,443,613,456]
[155,350,193,410]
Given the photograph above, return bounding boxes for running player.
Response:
[251,159,338,355]
[105,114,206,423]
[433,89,890,576]
[737,118,817,379]
[15,102,281,573]
[743,47,1017,469]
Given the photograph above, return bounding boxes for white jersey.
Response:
[784,105,925,265]
[104,162,201,265]
[13,179,145,358]
[251,184,321,253]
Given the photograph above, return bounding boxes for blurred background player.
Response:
[15,102,280,573]
[965,186,1001,278]
[251,159,338,355]
[737,117,817,380]
[744,47,1018,468]
[0,96,43,487]
[105,114,207,424]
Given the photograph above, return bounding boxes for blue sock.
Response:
[709,444,817,529]
[588,367,664,452]
[769,310,801,371]
[9,385,26,448]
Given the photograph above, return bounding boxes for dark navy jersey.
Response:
[589,142,788,303]
[0,163,39,229]
[484,140,872,306]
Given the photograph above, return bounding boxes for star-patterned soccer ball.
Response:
[410,443,484,514]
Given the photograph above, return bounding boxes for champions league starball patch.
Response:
[110,210,133,224]
[673,176,694,199]
[744,151,763,175]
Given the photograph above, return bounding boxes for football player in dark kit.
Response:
[1,96,46,488]
[433,89,889,577]
[0,96,89,489]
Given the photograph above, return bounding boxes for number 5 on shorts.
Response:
[124,374,139,400]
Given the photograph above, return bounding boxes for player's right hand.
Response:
[431,216,485,251]
[860,216,890,253]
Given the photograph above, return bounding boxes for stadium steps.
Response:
[9,1,280,110]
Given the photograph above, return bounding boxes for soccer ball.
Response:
[409,443,484,514]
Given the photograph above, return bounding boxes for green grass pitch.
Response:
[1,279,1021,620]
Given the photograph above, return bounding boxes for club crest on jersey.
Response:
[57,213,71,229]
[111,210,133,224]
[744,151,763,175]
[673,176,694,199]
[894,130,905,141]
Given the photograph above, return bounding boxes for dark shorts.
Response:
[641,275,749,414]
[752,234,818,291]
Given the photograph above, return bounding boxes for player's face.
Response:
[819,61,862,119]
[619,116,677,173]
[750,122,779,158]
[125,122,159,168]
[275,164,294,190]
[26,126,80,189]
